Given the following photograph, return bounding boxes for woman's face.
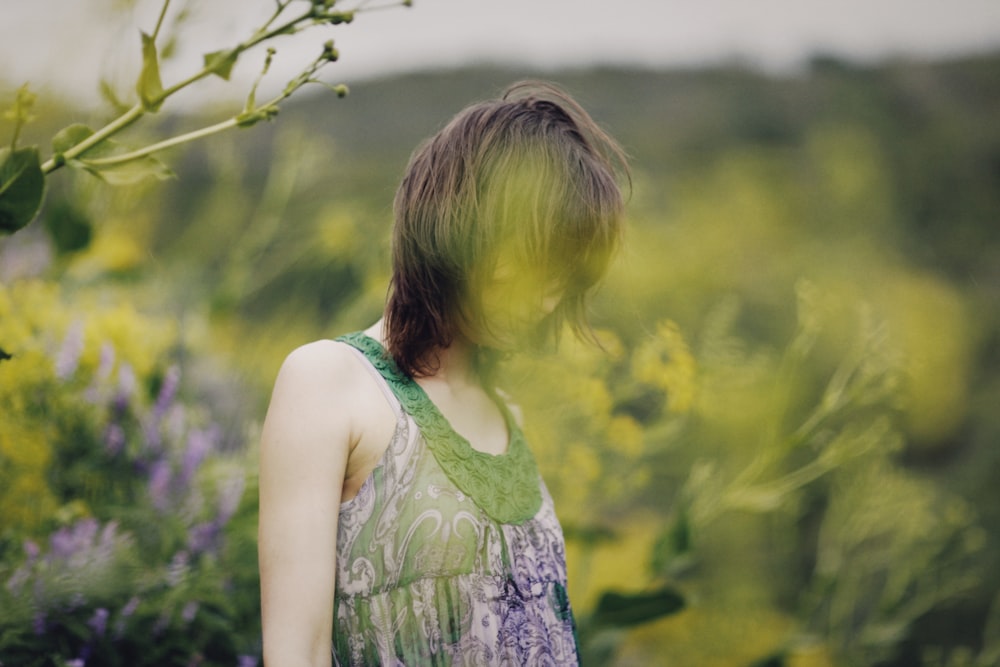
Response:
[466,258,564,352]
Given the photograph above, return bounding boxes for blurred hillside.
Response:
[158,52,1000,306]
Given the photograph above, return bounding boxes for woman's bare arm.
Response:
[258,341,358,667]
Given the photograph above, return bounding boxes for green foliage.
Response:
[0,146,45,233]
[203,49,240,81]
[0,280,261,665]
[137,31,166,112]
[0,0,412,236]
[590,587,686,628]
[52,124,175,186]
[42,201,92,256]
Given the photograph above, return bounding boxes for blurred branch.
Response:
[1,0,412,236]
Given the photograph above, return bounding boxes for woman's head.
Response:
[385,80,629,377]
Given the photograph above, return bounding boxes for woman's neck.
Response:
[366,317,480,387]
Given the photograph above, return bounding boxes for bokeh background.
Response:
[2,1,999,665]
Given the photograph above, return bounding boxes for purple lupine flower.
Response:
[33,612,46,635]
[114,596,141,639]
[154,365,181,417]
[96,342,115,381]
[24,539,40,561]
[237,655,259,667]
[65,659,85,667]
[55,321,85,380]
[188,521,220,555]
[181,600,199,623]
[85,342,117,403]
[49,518,99,561]
[148,459,173,511]
[105,423,126,456]
[88,607,109,637]
[180,427,214,487]
[121,596,140,617]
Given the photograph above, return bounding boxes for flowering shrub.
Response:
[0,279,260,666]
[501,284,988,665]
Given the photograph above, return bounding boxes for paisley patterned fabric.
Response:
[332,333,580,666]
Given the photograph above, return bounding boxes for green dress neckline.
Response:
[337,331,543,525]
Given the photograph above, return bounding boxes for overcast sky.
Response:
[2,0,1000,110]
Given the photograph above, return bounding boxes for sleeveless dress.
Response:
[332,332,580,666]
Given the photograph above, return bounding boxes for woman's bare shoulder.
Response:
[281,338,356,371]
[272,339,370,394]
[263,339,372,449]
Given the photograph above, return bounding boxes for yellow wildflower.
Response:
[631,320,697,413]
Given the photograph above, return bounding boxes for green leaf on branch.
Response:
[81,155,174,186]
[137,31,165,111]
[52,124,96,155]
[0,146,46,234]
[51,123,174,185]
[203,49,240,81]
[590,586,686,628]
[650,505,696,576]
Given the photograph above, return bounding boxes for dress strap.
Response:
[338,340,403,420]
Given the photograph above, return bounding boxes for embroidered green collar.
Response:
[337,331,543,525]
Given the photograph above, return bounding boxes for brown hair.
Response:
[384,80,629,378]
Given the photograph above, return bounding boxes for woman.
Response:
[258,81,628,666]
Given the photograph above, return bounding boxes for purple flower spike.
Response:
[96,342,116,381]
[115,597,141,639]
[86,342,118,404]
[237,655,259,667]
[155,365,181,417]
[188,521,220,555]
[148,459,173,511]
[55,321,85,380]
[121,596,141,617]
[182,600,199,623]
[49,518,99,561]
[88,607,109,637]
[180,427,215,486]
[105,423,126,456]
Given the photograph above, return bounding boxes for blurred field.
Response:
[2,53,999,665]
